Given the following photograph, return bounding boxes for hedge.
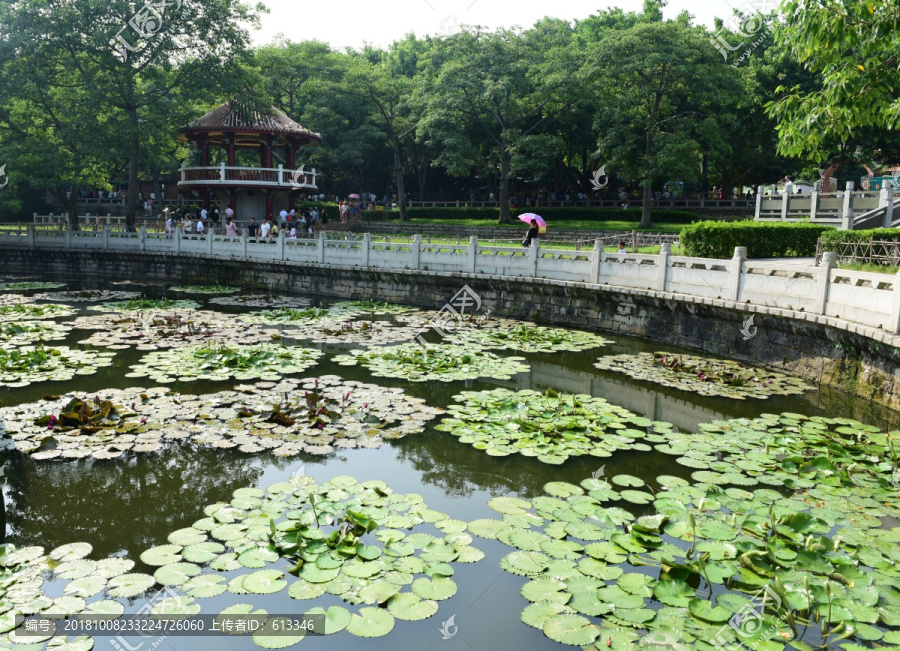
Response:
[820,228,900,248]
[680,222,834,258]
[397,207,701,224]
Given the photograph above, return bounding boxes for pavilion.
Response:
[177,98,322,220]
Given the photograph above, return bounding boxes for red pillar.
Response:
[288,192,295,212]
[286,141,296,170]
[227,137,236,167]
[199,137,210,166]
[229,189,237,215]
[264,136,274,169]
[266,190,273,221]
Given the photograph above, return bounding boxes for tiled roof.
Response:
[182,100,322,141]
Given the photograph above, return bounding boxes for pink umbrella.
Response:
[518,213,547,229]
[348,193,360,199]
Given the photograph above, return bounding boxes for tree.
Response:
[589,20,736,226]
[426,23,582,223]
[766,0,900,159]
[0,0,263,230]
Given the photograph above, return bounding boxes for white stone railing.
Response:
[1,224,898,334]
[754,183,900,229]
[178,164,317,190]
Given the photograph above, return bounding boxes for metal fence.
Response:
[817,238,900,266]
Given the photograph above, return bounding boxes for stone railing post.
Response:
[278,231,286,261]
[589,240,602,284]
[780,191,790,221]
[241,229,248,257]
[208,227,215,255]
[528,240,539,276]
[809,189,819,221]
[317,232,326,264]
[174,226,182,253]
[361,233,371,267]
[27,223,35,248]
[656,243,670,291]
[881,185,895,228]
[816,251,837,315]
[754,186,764,220]
[730,246,746,301]
[102,224,109,250]
[412,234,422,270]
[468,236,478,273]
[841,181,854,229]
[139,226,146,251]
[891,267,900,334]
[65,223,72,249]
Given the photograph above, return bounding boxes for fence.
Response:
[754,182,900,229]
[1,225,898,334]
[817,239,900,266]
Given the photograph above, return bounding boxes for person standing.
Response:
[260,218,271,239]
[225,218,238,237]
[782,176,794,195]
[196,219,205,236]
[522,219,539,247]
[248,218,260,238]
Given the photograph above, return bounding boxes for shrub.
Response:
[680,222,833,258]
[819,228,900,248]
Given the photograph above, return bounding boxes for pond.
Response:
[0,278,898,651]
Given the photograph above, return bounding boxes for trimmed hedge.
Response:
[399,207,701,224]
[681,222,833,259]
[820,228,900,248]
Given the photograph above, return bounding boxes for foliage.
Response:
[168,286,240,295]
[0,321,70,348]
[0,346,115,387]
[766,0,900,158]
[436,388,670,464]
[127,343,322,384]
[819,227,900,248]
[0,282,67,291]
[0,303,72,322]
[446,319,612,353]
[93,299,200,313]
[595,352,813,399]
[333,343,530,383]
[468,410,900,648]
[36,290,140,303]
[680,221,832,258]
[3,377,442,460]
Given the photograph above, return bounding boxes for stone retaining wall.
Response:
[2,248,897,412]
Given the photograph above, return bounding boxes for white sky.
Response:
[251,0,738,49]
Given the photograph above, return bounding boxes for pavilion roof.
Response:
[180,99,322,143]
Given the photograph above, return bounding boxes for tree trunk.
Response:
[125,107,141,233]
[640,129,653,228]
[701,153,709,196]
[391,136,407,221]
[497,145,512,224]
[49,187,80,230]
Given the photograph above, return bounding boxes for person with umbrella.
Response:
[519,213,546,247]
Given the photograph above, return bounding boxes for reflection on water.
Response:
[0,279,898,650]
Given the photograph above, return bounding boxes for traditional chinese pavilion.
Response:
[177,98,322,220]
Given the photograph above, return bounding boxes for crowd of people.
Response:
[163,204,332,239]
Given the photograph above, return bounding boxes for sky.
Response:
[250,0,740,49]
